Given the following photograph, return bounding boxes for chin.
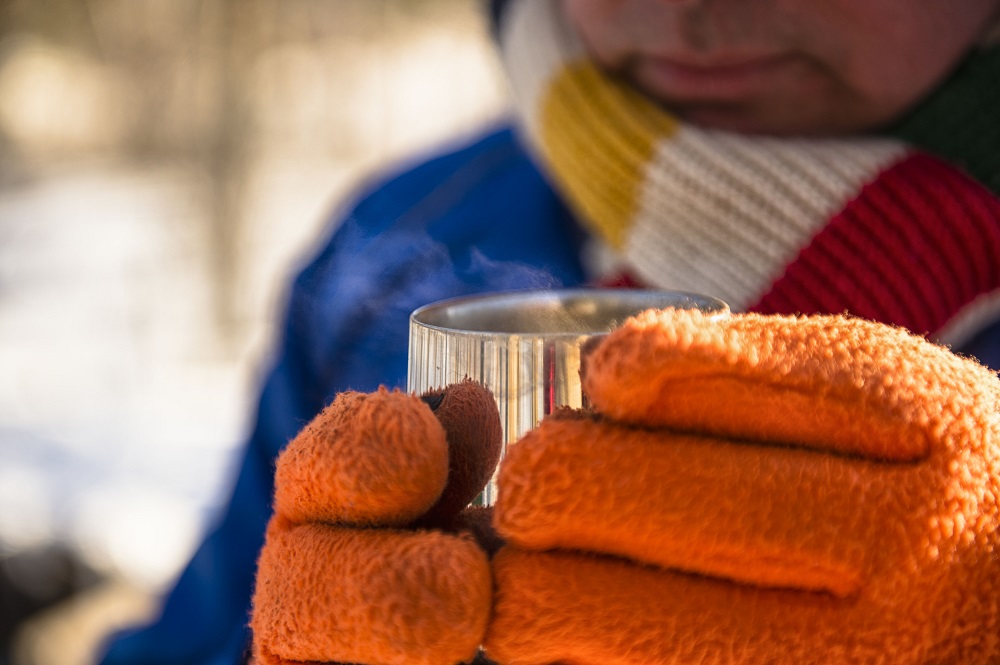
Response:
[671,107,789,136]
[639,79,874,137]
[674,105,867,137]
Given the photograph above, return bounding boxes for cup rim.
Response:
[409,287,729,338]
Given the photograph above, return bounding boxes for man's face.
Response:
[563,0,1000,135]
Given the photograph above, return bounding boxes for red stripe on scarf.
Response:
[751,153,1000,336]
[596,272,643,289]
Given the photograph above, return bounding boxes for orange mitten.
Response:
[251,380,503,665]
[486,309,1000,664]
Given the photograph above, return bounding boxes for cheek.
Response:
[561,0,649,67]
[805,0,1000,119]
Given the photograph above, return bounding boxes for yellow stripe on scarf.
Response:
[539,62,679,248]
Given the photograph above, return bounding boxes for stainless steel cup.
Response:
[408,288,729,504]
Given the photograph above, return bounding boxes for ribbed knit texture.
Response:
[498,0,1000,347]
[538,61,679,248]
[756,154,1000,336]
[890,45,1000,196]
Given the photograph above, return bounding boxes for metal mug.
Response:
[407,288,729,504]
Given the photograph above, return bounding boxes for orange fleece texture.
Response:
[254,516,490,665]
[487,310,1000,665]
[252,382,501,665]
[273,388,449,527]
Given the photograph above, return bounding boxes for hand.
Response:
[486,309,1000,664]
[251,380,503,665]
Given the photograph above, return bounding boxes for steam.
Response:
[288,219,564,393]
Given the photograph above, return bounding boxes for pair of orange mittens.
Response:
[252,309,1000,665]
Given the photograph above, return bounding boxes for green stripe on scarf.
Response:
[889,46,1000,196]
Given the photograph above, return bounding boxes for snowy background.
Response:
[0,1,507,662]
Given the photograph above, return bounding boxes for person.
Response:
[97,0,1000,663]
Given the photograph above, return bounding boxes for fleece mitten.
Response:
[251,380,502,665]
[486,309,1000,665]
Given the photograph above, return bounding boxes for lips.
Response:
[634,53,795,103]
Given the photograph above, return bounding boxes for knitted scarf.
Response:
[495,0,1000,348]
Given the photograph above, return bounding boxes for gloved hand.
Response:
[486,309,1000,665]
[251,380,504,665]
